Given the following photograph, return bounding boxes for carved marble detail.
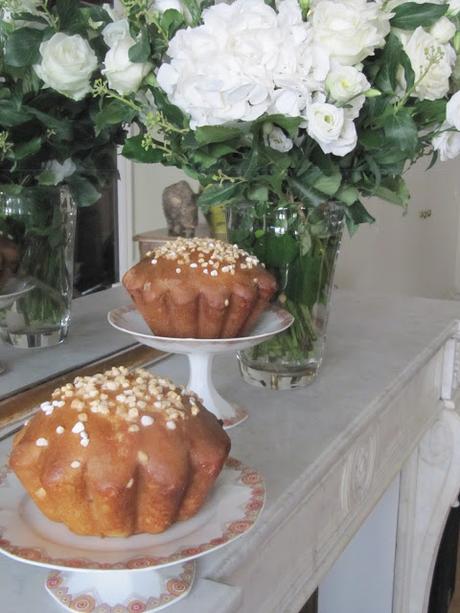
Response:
[393,404,460,613]
[340,433,377,513]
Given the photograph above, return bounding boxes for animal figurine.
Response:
[162,180,198,238]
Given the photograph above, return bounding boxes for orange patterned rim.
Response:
[0,458,265,570]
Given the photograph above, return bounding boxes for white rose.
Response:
[305,102,357,155]
[102,36,152,95]
[33,33,97,101]
[446,91,460,130]
[263,123,294,152]
[326,66,370,102]
[102,19,131,47]
[43,158,77,185]
[430,17,456,44]
[311,0,391,65]
[399,27,455,100]
[433,122,460,161]
[152,0,183,12]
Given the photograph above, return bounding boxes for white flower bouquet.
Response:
[5,0,460,381]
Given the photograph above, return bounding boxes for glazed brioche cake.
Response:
[122,237,277,339]
[9,367,231,537]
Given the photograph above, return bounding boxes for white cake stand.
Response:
[108,305,293,429]
[0,458,265,612]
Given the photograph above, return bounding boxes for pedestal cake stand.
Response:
[108,305,293,429]
[0,458,265,612]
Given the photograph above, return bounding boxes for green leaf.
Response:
[383,109,418,154]
[336,185,359,206]
[94,100,136,134]
[4,27,44,67]
[414,99,447,125]
[374,176,410,207]
[0,100,32,127]
[56,0,80,30]
[259,115,303,138]
[313,171,341,196]
[345,200,375,235]
[195,124,248,146]
[7,136,42,161]
[152,88,186,127]
[25,107,73,140]
[247,185,269,202]
[197,183,242,208]
[128,29,150,63]
[160,9,186,37]
[391,2,448,29]
[374,33,403,94]
[288,177,326,207]
[122,135,165,163]
[67,175,101,207]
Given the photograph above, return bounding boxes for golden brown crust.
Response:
[9,367,231,537]
[122,237,277,338]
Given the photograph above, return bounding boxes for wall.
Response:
[336,158,460,299]
[131,157,460,299]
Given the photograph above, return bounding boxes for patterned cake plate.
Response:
[45,561,195,613]
[108,304,293,429]
[0,458,265,611]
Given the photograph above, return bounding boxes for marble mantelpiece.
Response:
[1,288,460,613]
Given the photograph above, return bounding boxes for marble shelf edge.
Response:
[202,319,458,613]
[206,319,457,580]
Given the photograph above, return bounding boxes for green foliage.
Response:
[390,2,448,29]
[4,27,45,67]
[0,4,126,207]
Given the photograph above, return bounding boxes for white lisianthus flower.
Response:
[430,17,456,44]
[305,102,357,155]
[398,27,455,100]
[102,35,152,95]
[43,158,77,184]
[102,19,131,47]
[446,91,460,130]
[326,66,370,102]
[102,2,127,21]
[433,122,460,161]
[263,123,294,152]
[33,33,97,101]
[311,0,391,65]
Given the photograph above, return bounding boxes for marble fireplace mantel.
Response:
[1,288,460,613]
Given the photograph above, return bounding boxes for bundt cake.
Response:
[9,367,231,537]
[122,237,277,338]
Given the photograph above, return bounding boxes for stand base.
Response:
[45,561,195,613]
[222,406,248,429]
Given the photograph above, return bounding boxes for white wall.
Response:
[130,157,460,299]
[336,158,460,299]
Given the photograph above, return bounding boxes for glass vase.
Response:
[226,200,344,389]
[0,186,76,348]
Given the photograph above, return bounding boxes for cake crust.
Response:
[122,237,277,338]
[9,367,231,537]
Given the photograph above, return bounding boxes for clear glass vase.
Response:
[0,186,76,348]
[227,200,344,389]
